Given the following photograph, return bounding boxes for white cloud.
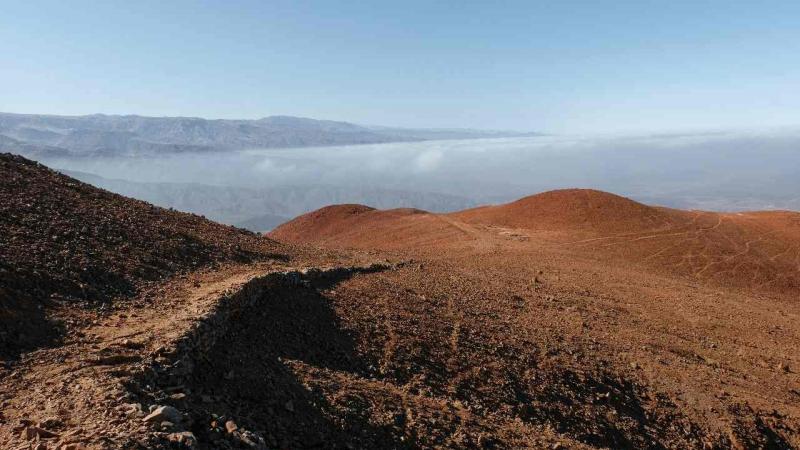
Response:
[413,149,444,172]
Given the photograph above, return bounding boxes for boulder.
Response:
[143,405,182,424]
[167,431,198,448]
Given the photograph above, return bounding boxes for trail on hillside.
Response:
[0,264,273,448]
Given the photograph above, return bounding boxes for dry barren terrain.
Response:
[2,154,799,449]
[270,189,800,448]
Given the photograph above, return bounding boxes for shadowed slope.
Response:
[0,153,288,358]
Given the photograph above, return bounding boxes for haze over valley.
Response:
[8,114,800,231]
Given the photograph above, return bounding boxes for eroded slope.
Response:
[0,152,287,357]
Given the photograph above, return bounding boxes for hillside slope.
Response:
[0,153,287,357]
[268,190,800,447]
[273,189,800,294]
[453,189,679,234]
[3,160,799,449]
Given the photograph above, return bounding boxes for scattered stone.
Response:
[60,444,86,450]
[39,417,64,430]
[167,431,198,448]
[22,425,59,441]
[225,419,238,434]
[120,402,144,416]
[63,428,83,438]
[143,405,182,424]
[120,338,144,349]
[238,430,266,448]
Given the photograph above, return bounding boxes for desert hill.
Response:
[268,204,470,249]
[0,153,287,358]
[2,159,799,449]
[272,189,800,294]
[270,189,681,246]
[453,189,679,234]
[267,189,800,447]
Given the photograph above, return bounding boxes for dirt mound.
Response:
[0,153,286,358]
[274,190,800,294]
[454,189,677,234]
[270,204,446,249]
[269,204,376,242]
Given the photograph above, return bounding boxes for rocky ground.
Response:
[269,197,800,448]
[2,154,799,449]
[0,153,290,359]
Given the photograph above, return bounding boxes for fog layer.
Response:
[36,129,800,231]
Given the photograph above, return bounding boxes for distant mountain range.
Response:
[0,112,539,157]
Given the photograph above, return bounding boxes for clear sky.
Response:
[2,1,799,133]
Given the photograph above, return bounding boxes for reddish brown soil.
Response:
[0,153,287,359]
[271,205,460,251]
[3,154,799,449]
[271,191,800,294]
[269,190,800,447]
[454,189,678,234]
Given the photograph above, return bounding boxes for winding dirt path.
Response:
[0,263,276,449]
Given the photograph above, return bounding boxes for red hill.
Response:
[269,204,465,249]
[269,204,377,242]
[453,189,679,234]
[272,189,800,294]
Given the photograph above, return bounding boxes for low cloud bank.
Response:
[32,129,800,230]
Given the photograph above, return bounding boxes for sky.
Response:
[2,0,800,133]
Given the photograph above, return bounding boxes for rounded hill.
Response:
[453,189,677,234]
[269,205,463,249]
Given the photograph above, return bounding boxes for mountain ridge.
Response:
[0,111,539,156]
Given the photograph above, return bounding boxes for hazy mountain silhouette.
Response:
[0,112,537,156]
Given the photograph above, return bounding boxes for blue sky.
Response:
[2,1,799,133]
